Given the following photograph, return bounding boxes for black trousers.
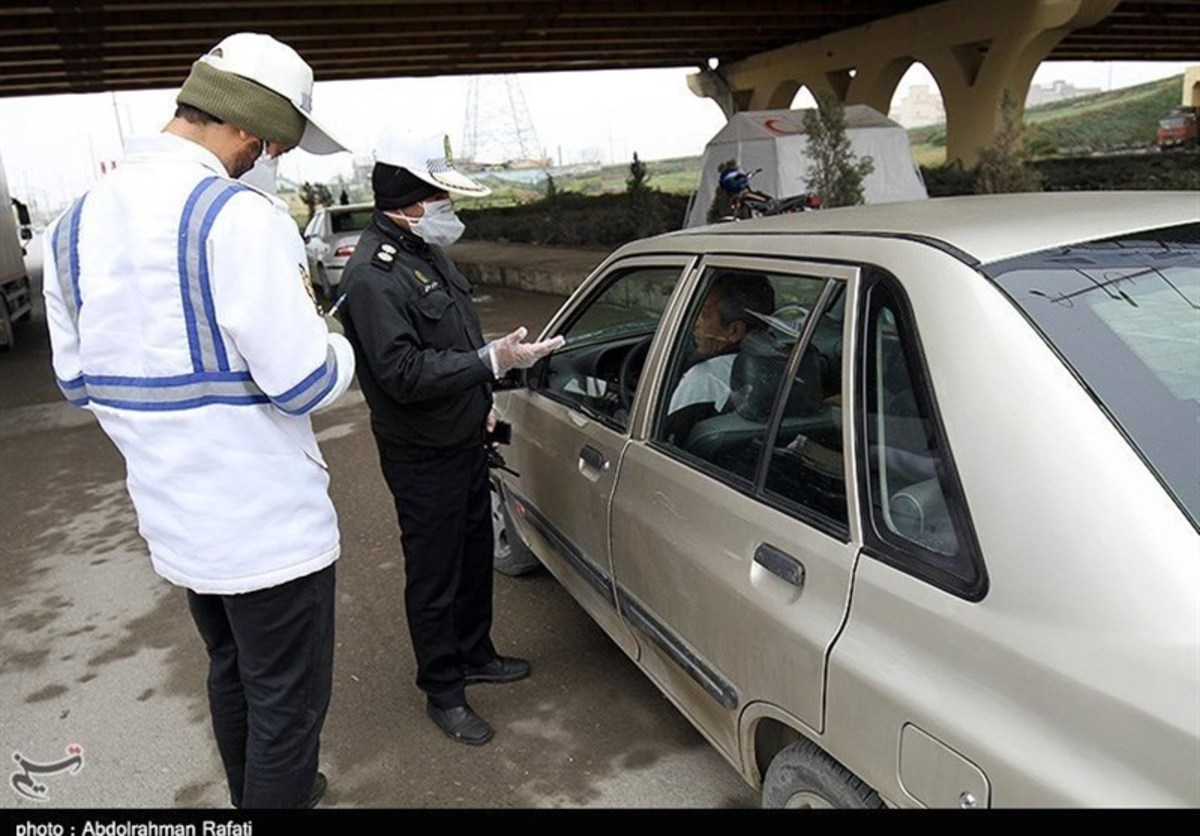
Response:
[186,563,335,809]
[379,444,496,709]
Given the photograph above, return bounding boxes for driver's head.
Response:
[693,271,775,358]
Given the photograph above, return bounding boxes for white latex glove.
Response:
[489,326,566,374]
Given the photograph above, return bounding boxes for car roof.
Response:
[324,202,374,213]
[637,192,1199,266]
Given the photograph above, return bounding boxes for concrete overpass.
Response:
[2,0,1197,165]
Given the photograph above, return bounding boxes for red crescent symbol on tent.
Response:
[762,118,802,136]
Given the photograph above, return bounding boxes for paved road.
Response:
[0,241,759,811]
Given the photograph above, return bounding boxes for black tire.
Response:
[491,477,540,577]
[0,298,14,352]
[761,739,884,809]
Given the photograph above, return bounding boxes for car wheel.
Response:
[491,477,540,576]
[761,739,884,809]
[0,298,14,351]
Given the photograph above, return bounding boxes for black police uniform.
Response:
[339,210,498,710]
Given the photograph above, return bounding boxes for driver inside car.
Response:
[665,271,775,443]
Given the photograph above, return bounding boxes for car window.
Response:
[654,266,830,487]
[330,208,374,234]
[859,274,984,599]
[533,264,684,431]
[303,213,322,239]
[762,285,849,532]
[987,223,1200,529]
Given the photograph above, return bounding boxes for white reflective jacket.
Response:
[42,133,356,594]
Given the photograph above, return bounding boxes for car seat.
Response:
[684,335,826,478]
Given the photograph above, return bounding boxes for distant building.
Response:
[1025,80,1102,107]
[889,84,945,128]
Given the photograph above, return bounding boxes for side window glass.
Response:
[655,267,827,485]
[536,265,682,430]
[861,279,984,597]
[303,214,320,239]
[763,285,848,530]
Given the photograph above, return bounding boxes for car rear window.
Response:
[330,209,373,234]
[987,223,1200,529]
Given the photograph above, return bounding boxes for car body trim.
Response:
[615,586,740,711]
[507,486,616,606]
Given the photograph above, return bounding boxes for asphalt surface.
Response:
[0,238,759,811]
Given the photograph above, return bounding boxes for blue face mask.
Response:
[403,198,465,247]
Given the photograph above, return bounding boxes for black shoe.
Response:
[304,771,327,808]
[426,701,494,745]
[464,655,531,685]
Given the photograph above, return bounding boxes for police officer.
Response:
[339,129,563,746]
[41,33,354,807]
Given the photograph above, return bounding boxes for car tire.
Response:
[761,739,884,809]
[491,477,540,577]
[315,264,330,299]
[0,298,14,352]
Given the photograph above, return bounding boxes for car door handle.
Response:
[579,445,609,471]
[753,543,805,588]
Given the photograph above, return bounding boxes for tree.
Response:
[974,89,1044,194]
[626,151,649,194]
[626,151,653,237]
[299,182,335,222]
[802,94,874,207]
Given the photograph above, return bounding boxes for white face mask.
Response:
[400,198,465,247]
[239,152,279,195]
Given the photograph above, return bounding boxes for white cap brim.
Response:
[422,167,491,197]
[298,115,349,155]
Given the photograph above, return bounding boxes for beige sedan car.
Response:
[491,192,1199,808]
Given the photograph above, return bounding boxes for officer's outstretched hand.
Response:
[490,327,566,374]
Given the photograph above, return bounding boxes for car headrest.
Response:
[730,334,824,422]
[730,336,786,421]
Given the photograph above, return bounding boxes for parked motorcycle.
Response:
[717,165,822,220]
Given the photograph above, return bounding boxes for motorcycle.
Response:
[716,165,822,221]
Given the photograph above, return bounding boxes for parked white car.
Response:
[302,202,373,298]
[491,192,1200,808]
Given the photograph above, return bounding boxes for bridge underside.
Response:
[2,0,1196,165]
[690,0,1196,165]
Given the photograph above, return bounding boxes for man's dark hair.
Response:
[174,103,223,125]
[709,271,775,331]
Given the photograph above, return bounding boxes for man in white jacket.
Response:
[42,33,354,809]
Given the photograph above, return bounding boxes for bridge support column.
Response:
[689,0,1120,167]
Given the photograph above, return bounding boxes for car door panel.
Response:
[497,390,638,658]
[609,257,862,762]
[611,444,857,759]
[495,258,694,662]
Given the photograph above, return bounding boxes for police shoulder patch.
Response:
[372,244,396,268]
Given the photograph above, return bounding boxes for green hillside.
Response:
[909,74,1183,158]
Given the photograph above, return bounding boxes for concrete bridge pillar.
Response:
[690,0,1120,167]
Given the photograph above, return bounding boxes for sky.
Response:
[0,59,1192,216]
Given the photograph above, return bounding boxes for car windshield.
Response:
[330,209,373,234]
[987,223,1200,529]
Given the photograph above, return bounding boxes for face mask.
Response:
[400,198,465,247]
[239,151,279,194]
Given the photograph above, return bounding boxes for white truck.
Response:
[0,145,33,351]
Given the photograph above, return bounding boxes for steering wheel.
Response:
[617,335,653,411]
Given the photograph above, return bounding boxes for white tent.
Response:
[684,105,927,228]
